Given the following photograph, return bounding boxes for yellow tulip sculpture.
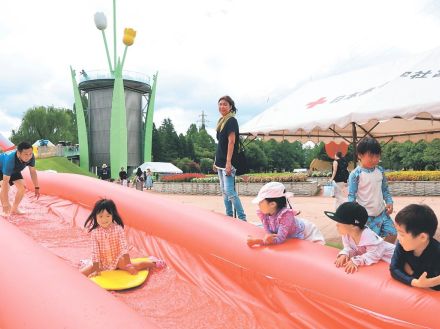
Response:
[123,28,136,46]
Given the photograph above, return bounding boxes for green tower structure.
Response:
[70,0,156,178]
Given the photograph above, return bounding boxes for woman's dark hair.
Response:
[395,204,438,238]
[84,199,124,232]
[218,95,237,113]
[356,137,381,155]
[336,151,343,158]
[136,167,142,176]
[265,196,287,211]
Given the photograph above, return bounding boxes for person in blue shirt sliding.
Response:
[0,141,40,215]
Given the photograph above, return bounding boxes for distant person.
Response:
[0,141,40,215]
[390,204,440,290]
[329,151,349,209]
[100,164,110,181]
[80,199,165,277]
[119,167,128,187]
[135,167,143,191]
[348,137,397,243]
[144,169,153,190]
[213,95,246,221]
[325,202,395,274]
[247,182,325,247]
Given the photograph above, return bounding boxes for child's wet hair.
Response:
[84,199,124,232]
[395,204,438,238]
[356,137,381,155]
[265,195,287,211]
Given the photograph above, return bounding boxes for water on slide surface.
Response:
[4,190,260,329]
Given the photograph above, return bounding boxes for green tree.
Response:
[151,123,162,161]
[177,133,188,158]
[173,157,200,173]
[246,142,268,172]
[381,142,402,170]
[423,139,440,169]
[262,139,278,171]
[397,141,427,170]
[303,143,321,168]
[192,126,216,161]
[156,118,180,162]
[11,106,76,145]
[200,157,214,173]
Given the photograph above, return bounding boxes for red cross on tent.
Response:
[306,97,326,109]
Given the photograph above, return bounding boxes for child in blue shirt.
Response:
[348,137,396,243]
[390,204,440,290]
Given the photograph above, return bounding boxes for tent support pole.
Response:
[352,122,357,164]
[356,122,379,139]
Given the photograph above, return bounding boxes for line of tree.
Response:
[152,118,440,172]
[9,106,440,172]
[10,106,78,145]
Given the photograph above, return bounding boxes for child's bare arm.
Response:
[344,260,358,274]
[404,262,414,275]
[247,235,264,247]
[412,272,440,289]
[263,233,278,245]
[335,254,348,268]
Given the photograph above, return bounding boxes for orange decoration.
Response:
[325,141,349,158]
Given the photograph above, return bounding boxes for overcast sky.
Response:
[1,0,440,139]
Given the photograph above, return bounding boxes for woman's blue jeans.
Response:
[217,168,246,221]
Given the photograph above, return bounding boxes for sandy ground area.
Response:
[146,190,440,244]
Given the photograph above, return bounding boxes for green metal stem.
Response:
[69,66,90,171]
[144,72,158,162]
[101,30,113,73]
[110,59,127,179]
[120,46,128,70]
[113,0,117,72]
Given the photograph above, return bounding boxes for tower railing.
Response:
[79,69,150,84]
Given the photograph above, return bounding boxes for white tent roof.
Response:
[136,162,183,174]
[33,139,55,147]
[241,47,440,143]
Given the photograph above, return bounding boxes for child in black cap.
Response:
[325,202,395,274]
[390,204,440,290]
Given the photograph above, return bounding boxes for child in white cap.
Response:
[247,182,325,247]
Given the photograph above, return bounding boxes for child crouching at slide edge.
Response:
[390,204,440,290]
[80,199,165,277]
[324,202,395,274]
[247,182,325,247]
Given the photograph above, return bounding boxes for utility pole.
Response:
[198,110,209,130]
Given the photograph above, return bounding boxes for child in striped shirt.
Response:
[247,182,325,246]
[80,199,164,277]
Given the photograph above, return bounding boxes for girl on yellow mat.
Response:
[80,199,165,277]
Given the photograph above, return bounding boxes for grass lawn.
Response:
[36,157,96,177]
[326,241,343,249]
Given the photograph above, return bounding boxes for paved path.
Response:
[147,191,440,244]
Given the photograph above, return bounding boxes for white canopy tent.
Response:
[135,162,183,174]
[32,139,55,147]
[241,47,440,146]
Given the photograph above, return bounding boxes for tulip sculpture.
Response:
[70,0,152,177]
